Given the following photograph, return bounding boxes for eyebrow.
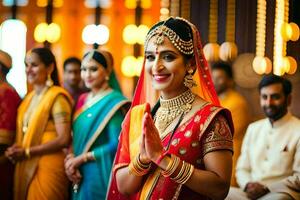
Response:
[145,50,178,55]
[81,65,99,69]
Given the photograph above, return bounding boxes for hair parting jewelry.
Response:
[145,21,194,55]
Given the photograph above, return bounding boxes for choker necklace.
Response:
[155,90,195,133]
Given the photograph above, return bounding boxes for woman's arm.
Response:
[115,165,146,195]
[157,150,232,200]
[155,113,233,199]
[185,150,232,199]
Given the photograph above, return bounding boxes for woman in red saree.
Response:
[107,17,234,200]
[0,50,21,200]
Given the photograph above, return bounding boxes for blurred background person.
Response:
[64,50,130,200]
[226,75,300,200]
[63,57,87,104]
[5,47,73,200]
[211,62,250,186]
[0,50,21,200]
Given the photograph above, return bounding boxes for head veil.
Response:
[107,17,220,199]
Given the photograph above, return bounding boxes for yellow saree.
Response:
[14,86,72,200]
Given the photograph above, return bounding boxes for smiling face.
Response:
[25,52,50,86]
[145,36,191,99]
[81,58,108,90]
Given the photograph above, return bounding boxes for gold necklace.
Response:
[155,90,195,133]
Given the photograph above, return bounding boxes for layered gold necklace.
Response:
[155,90,195,133]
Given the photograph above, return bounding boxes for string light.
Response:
[219,0,238,62]
[34,22,61,43]
[82,24,109,45]
[253,0,272,75]
[203,0,219,62]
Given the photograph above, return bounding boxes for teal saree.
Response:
[72,90,129,200]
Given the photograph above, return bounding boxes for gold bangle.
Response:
[25,148,31,159]
[162,155,180,177]
[179,164,194,184]
[128,155,151,176]
[171,161,186,181]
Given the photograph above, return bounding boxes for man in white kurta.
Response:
[226,75,300,200]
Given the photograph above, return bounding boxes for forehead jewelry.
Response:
[155,25,166,45]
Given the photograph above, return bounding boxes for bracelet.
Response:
[128,154,151,176]
[25,148,31,159]
[87,152,95,161]
[161,154,180,177]
[138,154,151,167]
[83,153,88,163]
[155,151,169,165]
[171,161,195,184]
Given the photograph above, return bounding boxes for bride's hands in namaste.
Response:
[141,103,164,163]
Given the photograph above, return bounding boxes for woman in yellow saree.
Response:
[5,47,72,200]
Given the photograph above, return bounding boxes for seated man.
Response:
[226,75,300,200]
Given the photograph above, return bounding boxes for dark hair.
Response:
[63,57,81,70]
[83,51,108,69]
[211,62,233,79]
[258,74,292,96]
[0,62,10,76]
[31,47,60,86]
[147,17,194,60]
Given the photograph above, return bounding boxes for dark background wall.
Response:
[190,0,300,121]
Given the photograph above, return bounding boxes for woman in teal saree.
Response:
[64,50,130,200]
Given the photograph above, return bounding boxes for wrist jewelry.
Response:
[25,148,31,159]
[128,154,151,176]
[83,153,88,163]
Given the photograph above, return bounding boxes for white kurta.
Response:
[236,112,300,199]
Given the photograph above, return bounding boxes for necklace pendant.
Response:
[22,126,28,133]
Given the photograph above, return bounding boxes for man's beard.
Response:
[263,102,288,122]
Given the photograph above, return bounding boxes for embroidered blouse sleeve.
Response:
[201,114,233,157]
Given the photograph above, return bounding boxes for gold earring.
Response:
[46,74,53,87]
[184,69,197,88]
[105,76,109,81]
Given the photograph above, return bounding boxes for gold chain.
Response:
[155,90,195,133]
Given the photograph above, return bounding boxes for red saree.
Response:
[107,103,233,200]
[107,17,233,200]
[0,82,21,200]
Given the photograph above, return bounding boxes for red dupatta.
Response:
[106,17,220,200]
